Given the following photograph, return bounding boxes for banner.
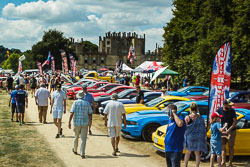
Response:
[60,50,69,74]
[18,61,22,75]
[128,45,135,63]
[72,60,77,77]
[36,62,43,76]
[51,56,55,74]
[69,54,75,71]
[42,51,51,67]
[19,55,25,61]
[209,42,231,118]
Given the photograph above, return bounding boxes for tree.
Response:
[31,29,74,70]
[81,41,98,53]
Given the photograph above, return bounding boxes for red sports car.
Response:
[91,86,135,98]
[88,83,122,93]
[232,102,250,110]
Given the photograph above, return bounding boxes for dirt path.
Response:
[26,95,164,167]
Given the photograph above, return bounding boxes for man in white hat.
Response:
[68,90,93,159]
[104,93,126,156]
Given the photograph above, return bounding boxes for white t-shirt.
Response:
[52,90,66,110]
[103,100,125,127]
[35,87,50,106]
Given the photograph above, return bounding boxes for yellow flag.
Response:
[7,50,10,58]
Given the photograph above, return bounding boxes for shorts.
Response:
[221,130,236,147]
[108,126,121,138]
[7,86,13,91]
[53,107,63,119]
[210,140,222,155]
[17,105,25,114]
[11,103,17,113]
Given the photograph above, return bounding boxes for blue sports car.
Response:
[121,101,209,141]
[167,86,209,97]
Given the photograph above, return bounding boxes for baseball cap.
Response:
[223,99,234,106]
[211,112,223,119]
[15,85,19,89]
[76,90,85,99]
[111,93,118,100]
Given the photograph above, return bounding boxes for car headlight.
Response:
[126,121,138,125]
[157,130,164,137]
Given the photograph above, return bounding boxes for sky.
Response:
[0,0,174,52]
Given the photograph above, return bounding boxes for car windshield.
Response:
[106,87,119,94]
[118,89,134,98]
[97,84,107,90]
[177,87,190,93]
[162,102,188,113]
[202,90,209,96]
[145,97,165,107]
[88,82,96,87]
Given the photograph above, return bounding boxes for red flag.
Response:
[60,50,69,74]
[36,62,43,75]
[51,56,55,74]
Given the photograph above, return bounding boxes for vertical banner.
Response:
[51,56,55,74]
[42,51,51,67]
[60,50,69,74]
[36,62,43,76]
[127,45,135,63]
[18,61,22,75]
[72,60,77,77]
[69,54,75,71]
[209,42,231,118]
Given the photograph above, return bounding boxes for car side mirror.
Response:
[158,104,165,109]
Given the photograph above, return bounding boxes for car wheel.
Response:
[142,123,160,142]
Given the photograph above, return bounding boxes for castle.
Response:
[71,32,163,71]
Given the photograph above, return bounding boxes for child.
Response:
[210,112,228,167]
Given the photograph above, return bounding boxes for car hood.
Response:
[125,106,158,114]
[124,104,145,107]
[157,125,167,133]
[186,95,208,100]
[126,110,167,121]
[92,92,108,97]
[167,91,186,96]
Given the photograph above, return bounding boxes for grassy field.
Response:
[0,93,65,167]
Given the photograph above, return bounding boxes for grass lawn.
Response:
[0,93,65,167]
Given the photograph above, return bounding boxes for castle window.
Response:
[93,57,96,64]
[101,57,104,64]
[107,41,110,45]
[84,57,88,63]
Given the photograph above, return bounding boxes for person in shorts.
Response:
[210,112,228,167]
[30,75,37,98]
[6,74,14,93]
[51,84,66,138]
[15,84,28,125]
[9,85,19,122]
[104,93,126,156]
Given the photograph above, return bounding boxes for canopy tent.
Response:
[133,61,163,72]
[122,63,133,72]
[143,61,164,72]
[152,68,179,78]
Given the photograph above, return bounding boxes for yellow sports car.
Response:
[152,108,250,158]
[124,95,190,114]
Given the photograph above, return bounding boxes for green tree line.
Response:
[163,0,250,89]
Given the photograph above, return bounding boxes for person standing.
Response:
[51,84,66,138]
[50,75,56,93]
[104,93,126,156]
[24,74,29,91]
[183,76,189,87]
[15,84,28,125]
[30,75,37,98]
[210,112,228,167]
[132,74,136,86]
[35,84,51,124]
[6,74,14,93]
[18,75,24,86]
[136,86,144,104]
[184,102,207,167]
[135,75,140,86]
[68,91,93,159]
[164,104,186,167]
[217,100,237,167]
[81,85,94,135]
[9,85,19,122]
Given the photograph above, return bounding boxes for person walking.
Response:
[183,76,189,87]
[68,91,93,159]
[6,74,14,93]
[184,102,207,167]
[103,93,126,156]
[15,84,28,125]
[24,74,29,91]
[136,85,144,104]
[81,85,94,135]
[210,112,228,167]
[217,100,237,167]
[164,104,186,167]
[9,85,19,122]
[30,75,37,98]
[51,84,66,138]
[50,75,56,93]
[35,84,51,124]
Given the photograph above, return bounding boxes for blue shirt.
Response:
[10,90,17,103]
[82,92,94,105]
[15,90,28,106]
[164,116,186,152]
[70,99,93,126]
[211,122,222,142]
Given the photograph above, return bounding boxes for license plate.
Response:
[154,137,158,144]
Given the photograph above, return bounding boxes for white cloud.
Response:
[0,0,173,51]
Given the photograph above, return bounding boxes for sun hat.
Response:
[111,93,118,100]
[76,90,86,99]
[211,112,223,119]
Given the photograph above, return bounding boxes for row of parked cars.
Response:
[62,77,250,159]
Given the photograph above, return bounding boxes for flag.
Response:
[18,61,22,75]
[7,50,10,58]
[36,62,43,76]
[72,60,77,77]
[42,51,51,67]
[19,55,26,61]
[208,42,231,119]
[51,56,55,74]
[69,54,75,71]
[128,45,135,63]
[60,50,69,74]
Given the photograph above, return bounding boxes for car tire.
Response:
[142,123,161,142]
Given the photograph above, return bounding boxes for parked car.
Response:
[91,86,134,98]
[232,102,250,110]
[124,96,190,115]
[122,101,208,142]
[229,91,250,103]
[167,86,209,97]
[88,83,122,93]
[187,90,209,101]
[152,108,250,159]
